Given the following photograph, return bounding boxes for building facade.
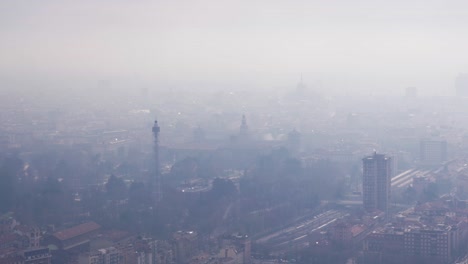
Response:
[89,247,122,264]
[362,153,392,214]
[363,225,457,264]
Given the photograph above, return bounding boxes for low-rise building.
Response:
[46,222,101,253]
[89,247,122,264]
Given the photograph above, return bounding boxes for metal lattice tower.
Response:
[152,120,161,203]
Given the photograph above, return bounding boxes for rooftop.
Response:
[351,225,365,237]
[53,222,100,241]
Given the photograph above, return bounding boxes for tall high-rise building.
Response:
[239,114,249,138]
[152,120,161,203]
[362,152,392,214]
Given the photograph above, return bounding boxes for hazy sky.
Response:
[2,0,468,95]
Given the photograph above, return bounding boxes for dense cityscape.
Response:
[4,1,468,264]
[2,79,468,263]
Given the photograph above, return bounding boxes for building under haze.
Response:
[89,247,122,264]
[405,87,417,98]
[362,153,392,214]
[420,139,447,167]
[456,73,468,97]
[239,114,249,140]
[296,75,306,94]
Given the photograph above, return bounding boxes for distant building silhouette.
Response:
[296,74,306,94]
[420,139,447,167]
[456,73,468,96]
[362,152,392,214]
[405,87,417,98]
[239,115,249,139]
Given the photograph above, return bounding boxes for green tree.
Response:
[210,178,237,199]
[106,175,127,200]
[0,156,23,213]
